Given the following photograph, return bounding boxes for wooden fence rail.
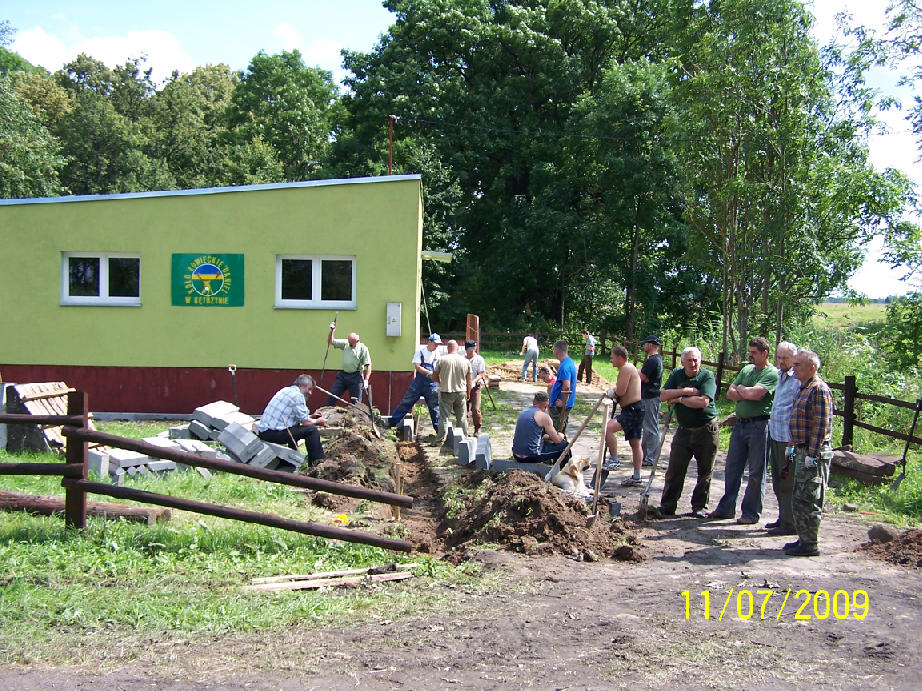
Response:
[0,392,414,552]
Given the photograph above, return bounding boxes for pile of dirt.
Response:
[439,469,642,562]
[487,359,611,388]
[859,528,922,568]
[304,420,398,512]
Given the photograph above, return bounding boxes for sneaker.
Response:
[602,456,622,471]
[736,516,759,525]
[621,476,643,487]
[642,458,655,467]
[686,509,707,518]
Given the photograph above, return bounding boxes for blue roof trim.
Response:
[0,175,423,206]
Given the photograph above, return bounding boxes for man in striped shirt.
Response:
[784,349,834,557]
[257,374,327,466]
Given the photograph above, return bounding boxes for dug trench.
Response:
[5,407,922,688]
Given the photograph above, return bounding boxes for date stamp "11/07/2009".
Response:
[681,589,870,621]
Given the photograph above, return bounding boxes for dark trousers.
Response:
[769,435,796,531]
[514,438,571,465]
[328,370,363,406]
[258,425,324,464]
[577,354,594,383]
[389,374,440,429]
[660,420,718,513]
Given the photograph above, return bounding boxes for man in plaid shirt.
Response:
[257,374,327,466]
[784,350,834,557]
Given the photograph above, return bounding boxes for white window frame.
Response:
[60,252,141,306]
[274,254,356,310]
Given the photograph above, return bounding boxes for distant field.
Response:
[813,301,886,327]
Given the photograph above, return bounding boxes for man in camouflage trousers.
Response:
[783,349,834,557]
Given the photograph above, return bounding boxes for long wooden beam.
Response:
[60,427,413,509]
[0,413,85,426]
[61,478,413,552]
[0,462,83,477]
[0,489,170,525]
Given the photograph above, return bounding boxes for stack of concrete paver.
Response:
[172,400,305,472]
[443,421,553,478]
[89,400,305,485]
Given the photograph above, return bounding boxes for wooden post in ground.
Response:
[715,352,726,399]
[63,390,88,529]
[842,375,857,448]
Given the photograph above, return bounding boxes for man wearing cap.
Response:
[388,333,442,432]
[326,324,372,406]
[257,374,327,466]
[577,330,597,384]
[465,340,488,435]
[512,391,570,464]
[432,340,473,445]
[639,335,664,468]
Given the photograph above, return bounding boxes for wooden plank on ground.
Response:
[0,489,171,525]
[251,562,419,585]
[242,571,413,592]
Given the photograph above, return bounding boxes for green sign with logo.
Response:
[171,253,244,306]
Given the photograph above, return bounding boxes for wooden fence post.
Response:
[842,375,857,448]
[715,351,726,398]
[671,342,678,370]
[64,390,88,529]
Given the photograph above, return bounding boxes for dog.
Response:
[552,456,591,495]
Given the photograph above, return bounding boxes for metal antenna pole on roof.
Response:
[420,275,432,336]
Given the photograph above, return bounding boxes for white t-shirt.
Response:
[413,346,438,370]
[523,336,538,352]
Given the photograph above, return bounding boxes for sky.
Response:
[3,0,920,298]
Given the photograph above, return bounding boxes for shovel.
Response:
[314,383,383,438]
[543,395,607,483]
[319,311,339,387]
[890,397,922,491]
[637,405,674,522]
[364,382,379,438]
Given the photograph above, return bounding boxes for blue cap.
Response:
[428,333,442,344]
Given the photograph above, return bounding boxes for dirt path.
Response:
[3,381,920,689]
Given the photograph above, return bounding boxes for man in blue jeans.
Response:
[387,334,442,432]
[708,336,779,524]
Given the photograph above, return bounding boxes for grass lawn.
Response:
[0,424,485,667]
[812,301,886,327]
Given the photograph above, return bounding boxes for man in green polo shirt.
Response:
[708,336,779,524]
[326,323,372,406]
[656,346,720,517]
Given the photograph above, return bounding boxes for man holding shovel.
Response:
[465,340,488,435]
[326,324,371,407]
[603,346,645,487]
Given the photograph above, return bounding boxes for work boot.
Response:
[783,539,801,552]
[766,525,797,536]
[786,543,820,557]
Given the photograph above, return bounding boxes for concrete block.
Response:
[126,465,139,476]
[457,437,477,466]
[441,419,453,447]
[450,428,464,455]
[108,448,151,468]
[489,458,554,477]
[112,467,125,486]
[219,411,257,432]
[474,454,491,471]
[217,422,262,463]
[136,464,151,476]
[192,400,239,429]
[175,438,213,454]
[88,449,110,479]
[247,443,278,469]
[475,434,492,467]
[398,417,414,441]
[142,436,182,451]
[266,442,305,469]
[147,460,177,472]
[188,419,214,440]
[169,425,192,439]
[0,383,9,450]
[195,466,212,479]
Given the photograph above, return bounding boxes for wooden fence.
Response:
[451,328,921,450]
[0,391,413,552]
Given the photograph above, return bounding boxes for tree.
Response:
[226,50,341,181]
[880,291,922,367]
[0,76,66,198]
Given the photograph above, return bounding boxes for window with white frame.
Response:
[275,255,355,309]
[61,252,141,306]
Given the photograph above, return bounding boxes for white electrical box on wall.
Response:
[386,302,402,336]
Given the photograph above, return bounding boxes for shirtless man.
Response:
[604,345,645,487]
